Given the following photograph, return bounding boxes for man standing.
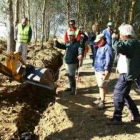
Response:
[94,34,113,109]
[54,31,83,95]
[102,22,113,48]
[107,24,140,125]
[64,19,81,43]
[14,17,32,63]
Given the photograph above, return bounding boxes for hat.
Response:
[68,31,75,36]
[118,24,135,37]
[94,34,105,43]
[107,22,113,27]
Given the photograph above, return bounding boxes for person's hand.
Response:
[53,36,57,41]
[77,55,83,60]
[112,33,119,39]
[80,34,84,38]
[104,70,110,80]
[28,42,31,45]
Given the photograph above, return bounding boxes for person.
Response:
[14,17,32,65]
[78,25,88,66]
[102,21,113,48]
[88,23,99,66]
[54,31,83,95]
[64,19,81,43]
[93,34,113,109]
[107,24,140,125]
[79,26,88,56]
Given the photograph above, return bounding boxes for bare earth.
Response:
[44,55,140,140]
[0,54,140,140]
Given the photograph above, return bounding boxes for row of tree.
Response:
[0,0,140,52]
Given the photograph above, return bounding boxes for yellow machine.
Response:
[0,50,55,90]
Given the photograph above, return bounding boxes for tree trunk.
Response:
[35,11,38,45]
[26,0,30,23]
[66,0,70,27]
[40,0,47,49]
[109,0,113,21]
[114,0,121,28]
[15,0,20,26]
[45,15,50,42]
[129,0,137,24]
[6,0,15,52]
[22,0,25,17]
[77,0,80,27]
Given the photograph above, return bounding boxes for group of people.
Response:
[14,17,140,125]
[54,19,140,125]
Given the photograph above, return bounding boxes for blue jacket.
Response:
[102,29,113,47]
[94,44,113,72]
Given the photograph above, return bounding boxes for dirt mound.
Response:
[28,44,63,80]
[0,43,63,139]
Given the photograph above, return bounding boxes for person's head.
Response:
[79,25,84,32]
[92,23,99,34]
[94,34,106,47]
[68,31,76,42]
[118,24,135,40]
[107,22,113,30]
[69,19,76,28]
[22,17,28,26]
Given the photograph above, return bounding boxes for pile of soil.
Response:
[0,41,63,139]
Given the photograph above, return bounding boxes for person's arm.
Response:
[14,26,18,41]
[104,47,113,79]
[28,26,32,43]
[112,38,133,56]
[54,39,66,50]
[77,43,83,60]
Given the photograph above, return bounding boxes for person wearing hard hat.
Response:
[93,33,113,109]
[102,21,113,48]
[107,24,140,125]
[54,31,83,95]
[64,19,81,43]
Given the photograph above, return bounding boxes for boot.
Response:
[69,75,76,95]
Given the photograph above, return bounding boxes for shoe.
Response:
[106,118,122,125]
[134,116,140,122]
[69,88,76,95]
[94,97,101,104]
[97,100,105,110]
[129,114,140,122]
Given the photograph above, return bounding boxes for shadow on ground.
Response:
[0,83,55,139]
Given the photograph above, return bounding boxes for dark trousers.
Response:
[136,76,140,88]
[113,74,139,121]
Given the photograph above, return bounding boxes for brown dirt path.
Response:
[41,55,140,140]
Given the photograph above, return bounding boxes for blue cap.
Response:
[107,22,113,26]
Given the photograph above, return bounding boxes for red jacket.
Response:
[64,27,81,43]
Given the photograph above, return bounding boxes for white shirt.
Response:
[117,54,128,74]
